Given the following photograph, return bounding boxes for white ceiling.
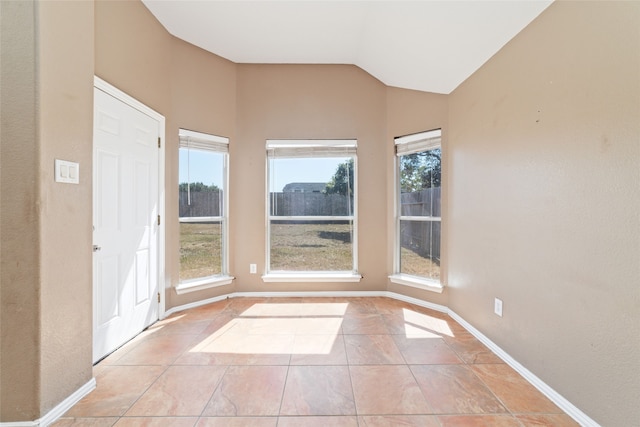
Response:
[142,0,553,94]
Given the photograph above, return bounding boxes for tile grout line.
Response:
[465,364,520,421]
[197,364,230,420]
[56,297,578,426]
[405,363,438,418]
[110,362,171,424]
[276,364,292,421]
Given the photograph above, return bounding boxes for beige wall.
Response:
[95,0,447,299]
[233,64,389,292]
[95,0,239,308]
[94,0,172,115]
[385,87,449,307]
[167,38,238,307]
[38,0,95,414]
[1,0,41,420]
[94,1,446,301]
[1,0,94,421]
[448,2,640,425]
[3,0,638,424]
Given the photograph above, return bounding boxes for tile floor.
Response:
[54,297,579,427]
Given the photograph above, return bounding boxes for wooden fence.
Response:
[400,187,441,261]
[269,192,352,217]
[179,188,439,261]
[179,191,222,217]
[400,187,441,217]
[179,191,352,218]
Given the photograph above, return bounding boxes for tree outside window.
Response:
[266,140,358,274]
[395,130,442,282]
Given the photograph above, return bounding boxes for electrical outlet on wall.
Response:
[250,264,257,274]
[494,298,503,317]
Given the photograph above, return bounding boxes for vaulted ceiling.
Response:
[142,0,553,94]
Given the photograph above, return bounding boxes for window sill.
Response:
[388,274,444,294]
[262,273,362,283]
[175,275,234,295]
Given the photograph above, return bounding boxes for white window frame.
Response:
[263,139,361,283]
[390,129,443,293]
[175,129,233,294]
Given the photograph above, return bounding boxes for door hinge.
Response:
[157,292,161,303]
[157,137,161,148]
[157,215,161,226]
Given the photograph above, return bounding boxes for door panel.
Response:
[97,254,120,325]
[135,249,150,305]
[96,150,120,231]
[93,87,159,363]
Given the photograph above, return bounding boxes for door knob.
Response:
[93,245,101,252]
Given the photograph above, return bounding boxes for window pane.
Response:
[270,220,353,271]
[179,148,224,218]
[395,135,441,283]
[399,220,440,280]
[399,148,441,217]
[179,144,226,282]
[269,157,354,216]
[179,221,222,280]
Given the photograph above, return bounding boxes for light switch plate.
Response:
[55,159,79,184]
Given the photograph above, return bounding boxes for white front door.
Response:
[93,86,160,363]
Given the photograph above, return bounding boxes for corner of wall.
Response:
[37,0,95,417]
[0,0,42,421]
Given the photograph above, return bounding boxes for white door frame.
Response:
[93,76,166,319]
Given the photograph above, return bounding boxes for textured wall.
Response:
[0,0,41,420]
[234,64,388,292]
[385,87,450,307]
[0,0,94,420]
[167,37,237,308]
[94,1,447,303]
[95,0,239,309]
[7,1,636,424]
[94,0,172,115]
[38,0,95,414]
[447,2,640,424]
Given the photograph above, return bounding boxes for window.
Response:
[177,129,232,293]
[390,129,443,292]
[265,140,360,282]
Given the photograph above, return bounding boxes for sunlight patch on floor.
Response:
[403,308,454,338]
[189,303,346,355]
[240,302,349,317]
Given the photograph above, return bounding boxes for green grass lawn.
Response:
[270,222,353,271]
[179,222,222,280]
[180,222,439,279]
[400,247,440,280]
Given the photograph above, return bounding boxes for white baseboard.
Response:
[163,293,230,318]
[448,310,599,427]
[0,421,38,427]
[0,378,96,427]
[234,290,387,298]
[149,290,599,427]
[385,291,448,314]
[165,290,448,317]
[163,290,389,318]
